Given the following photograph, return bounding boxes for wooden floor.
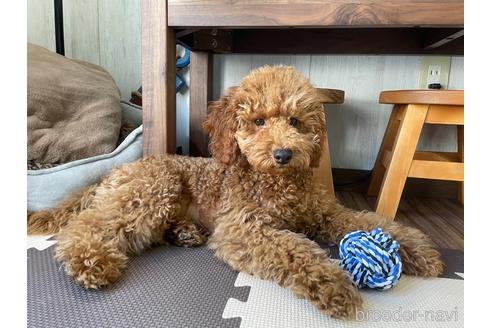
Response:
[336,191,464,251]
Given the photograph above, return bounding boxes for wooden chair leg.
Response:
[141,0,176,155]
[367,105,402,196]
[313,135,335,196]
[457,125,464,204]
[375,104,429,219]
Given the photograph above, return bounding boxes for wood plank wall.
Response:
[27,0,56,52]
[27,2,464,168]
[27,0,141,102]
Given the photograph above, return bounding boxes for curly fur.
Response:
[27,65,443,319]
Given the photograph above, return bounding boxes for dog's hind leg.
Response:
[27,184,98,235]
[55,166,184,289]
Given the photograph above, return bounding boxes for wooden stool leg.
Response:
[313,111,335,196]
[313,137,335,196]
[375,104,429,219]
[368,105,402,196]
[457,125,464,204]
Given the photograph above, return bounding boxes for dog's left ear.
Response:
[202,88,240,165]
[310,104,327,168]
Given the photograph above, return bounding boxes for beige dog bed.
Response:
[27,101,142,212]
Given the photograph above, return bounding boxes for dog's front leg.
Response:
[209,215,362,319]
[311,199,443,277]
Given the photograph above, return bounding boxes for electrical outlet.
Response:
[418,56,451,89]
[427,65,441,85]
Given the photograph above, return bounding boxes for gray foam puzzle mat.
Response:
[28,236,463,328]
[28,240,249,328]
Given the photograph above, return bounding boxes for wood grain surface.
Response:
[379,90,464,106]
[169,0,463,28]
[142,0,176,155]
[189,51,213,157]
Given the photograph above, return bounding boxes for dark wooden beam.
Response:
[192,29,233,53]
[424,29,464,50]
[177,28,463,55]
[231,28,463,55]
[189,51,213,157]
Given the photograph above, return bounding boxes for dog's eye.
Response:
[289,117,298,127]
[255,119,265,126]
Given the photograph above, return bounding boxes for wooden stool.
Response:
[313,88,345,196]
[368,90,464,219]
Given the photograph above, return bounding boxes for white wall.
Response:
[27,2,464,169]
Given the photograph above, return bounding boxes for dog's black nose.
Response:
[273,149,292,165]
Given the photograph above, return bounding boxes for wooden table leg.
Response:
[368,105,402,196]
[375,104,428,219]
[457,125,464,204]
[189,51,213,157]
[141,0,176,155]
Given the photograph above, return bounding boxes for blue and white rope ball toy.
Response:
[339,227,402,290]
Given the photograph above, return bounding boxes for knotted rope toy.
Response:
[339,227,402,290]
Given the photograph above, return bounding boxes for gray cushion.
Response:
[27,101,142,212]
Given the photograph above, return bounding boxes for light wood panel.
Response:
[449,57,464,90]
[309,55,421,170]
[99,0,141,101]
[63,0,100,65]
[27,0,56,51]
[168,0,464,27]
[61,0,142,100]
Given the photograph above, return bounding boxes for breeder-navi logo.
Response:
[356,306,459,322]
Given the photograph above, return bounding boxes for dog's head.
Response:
[203,65,326,174]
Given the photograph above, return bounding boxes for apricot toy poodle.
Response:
[28,65,443,319]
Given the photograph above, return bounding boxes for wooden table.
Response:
[141,0,464,157]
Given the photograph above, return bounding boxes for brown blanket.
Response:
[27,43,121,164]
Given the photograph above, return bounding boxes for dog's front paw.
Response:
[166,219,209,247]
[304,263,363,319]
[396,228,444,277]
[400,242,444,277]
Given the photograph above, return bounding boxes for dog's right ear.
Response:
[203,88,240,165]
